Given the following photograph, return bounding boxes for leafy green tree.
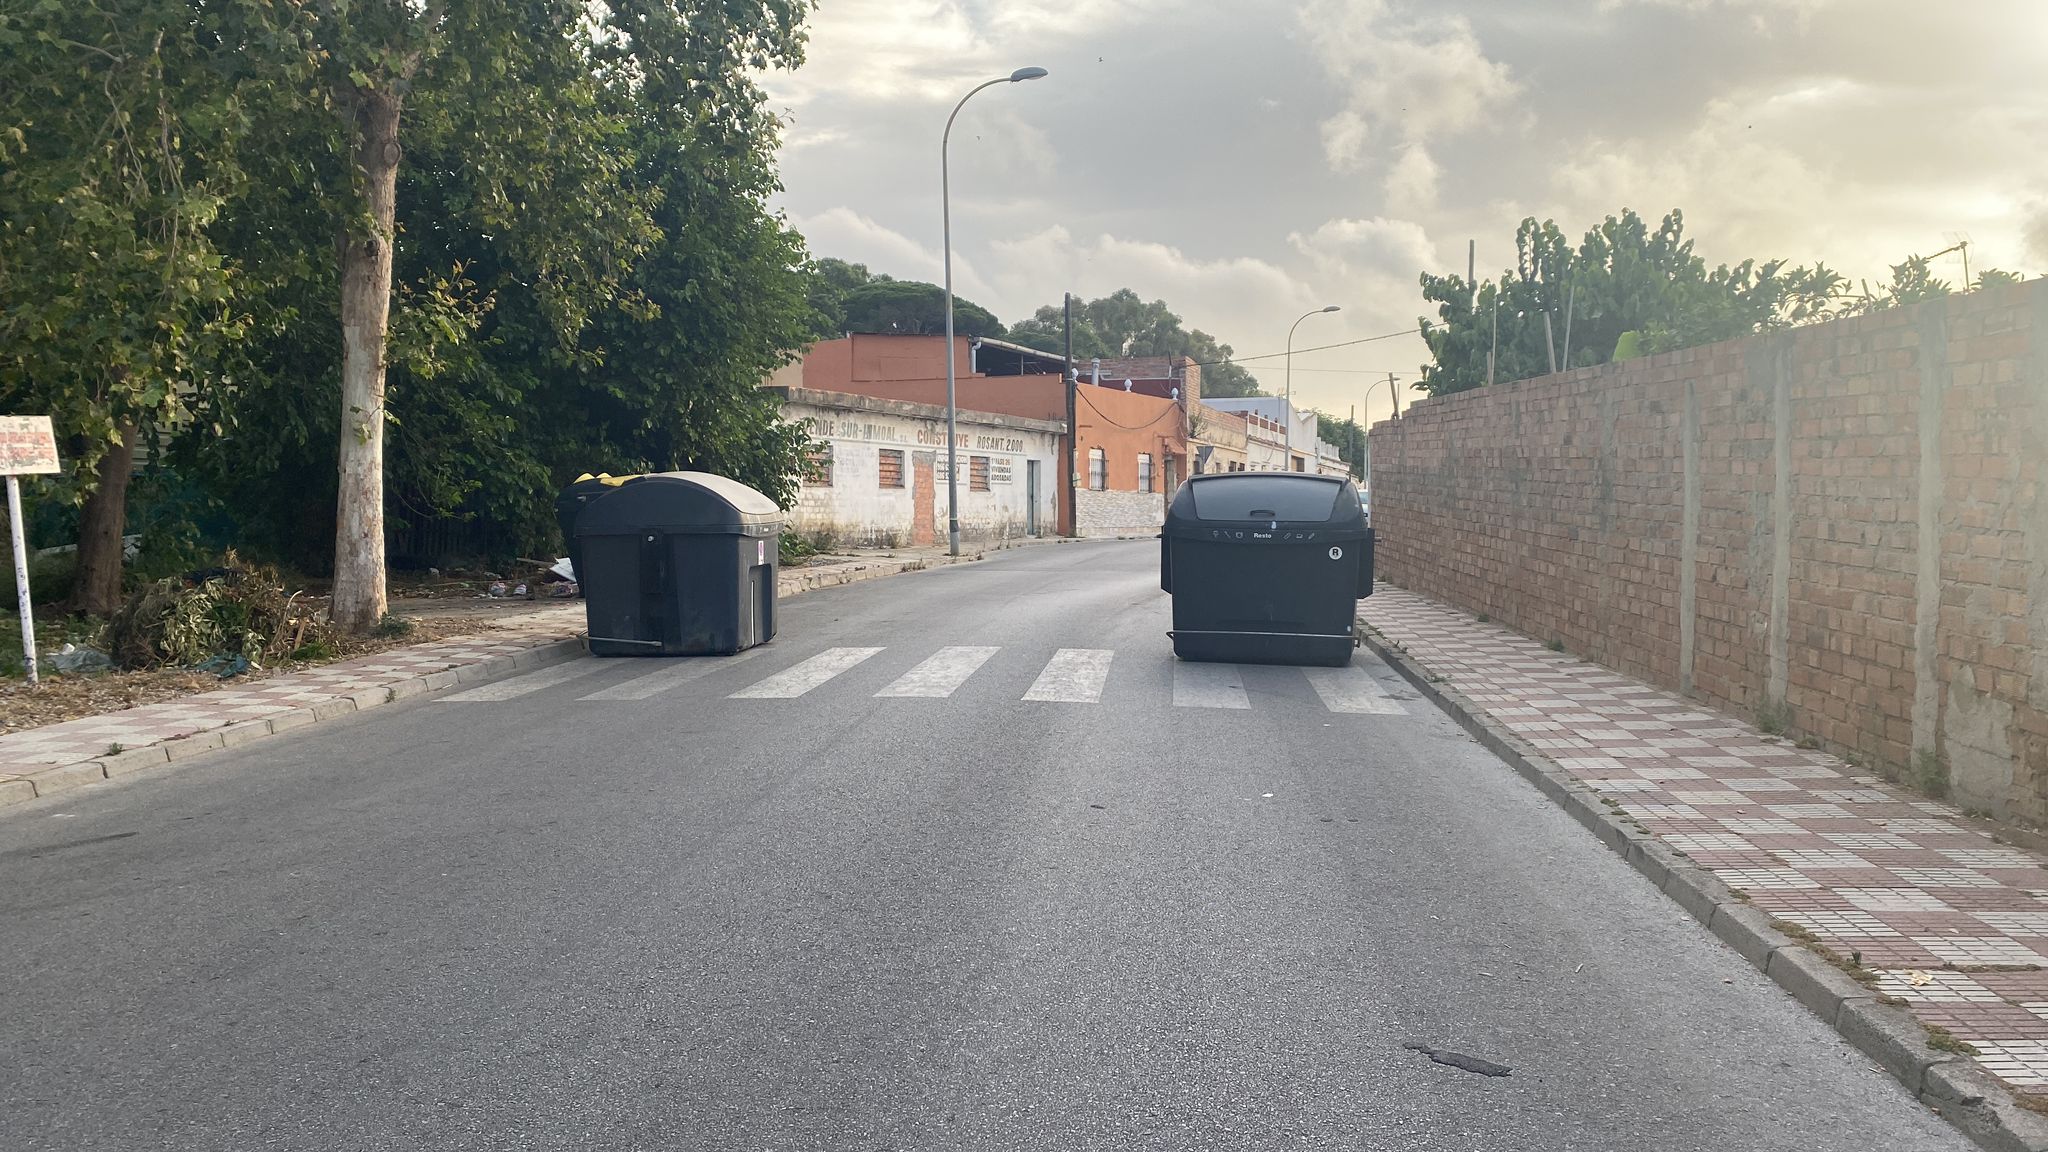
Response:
[1315,412,1366,479]
[1417,209,1842,395]
[184,0,811,568]
[0,0,271,612]
[803,259,1003,338]
[561,0,816,510]
[277,0,687,629]
[1848,255,1952,314]
[1004,289,1261,396]
[807,257,877,337]
[837,278,1003,337]
[1842,259,2030,316]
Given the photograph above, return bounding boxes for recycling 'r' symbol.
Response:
[1329,546,1344,561]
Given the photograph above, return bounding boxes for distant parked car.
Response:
[1358,489,1371,524]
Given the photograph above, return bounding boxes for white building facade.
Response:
[773,387,1063,549]
[1202,396,1345,474]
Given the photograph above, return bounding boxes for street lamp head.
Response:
[1320,305,1341,313]
[1009,66,1050,82]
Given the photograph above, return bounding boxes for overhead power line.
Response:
[1183,326,1421,370]
[1074,386,1181,433]
[1243,366,1412,376]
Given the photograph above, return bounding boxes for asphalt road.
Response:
[0,540,1967,1151]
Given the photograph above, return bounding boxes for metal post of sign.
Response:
[0,415,64,687]
[8,475,34,685]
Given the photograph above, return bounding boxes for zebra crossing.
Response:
[441,644,1412,715]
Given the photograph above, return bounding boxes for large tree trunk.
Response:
[331,88,402,633]
[70,422,138,616]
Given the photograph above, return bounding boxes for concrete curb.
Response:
[1360,626,2048,1152]
[778,549,987,596]
[0,635,590,810]
[2,547,981,812]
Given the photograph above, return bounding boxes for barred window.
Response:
[803,443,833,486]
[1088,447,1107,490]
[969,455,991,492]
[878,448,905,489]
[1137,453,1154,493]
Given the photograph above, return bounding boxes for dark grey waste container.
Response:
[575,472,782,656]
[1160,473,1373,666]
[555,474,631,591]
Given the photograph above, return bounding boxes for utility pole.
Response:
[1560,281,1575,372]
[1063,293,1077,538]
[1349,404,1358,480]
[1543,312,1558,375]
[1487,301,1498,388]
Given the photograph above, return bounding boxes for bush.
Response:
[290,638,338,663]
[104,554,334,670]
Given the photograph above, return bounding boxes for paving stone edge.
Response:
[0,550,974,812]
[1360,625,2048,1152]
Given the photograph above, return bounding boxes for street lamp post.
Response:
[1284,305,1339,472]
[943,66,1047,557]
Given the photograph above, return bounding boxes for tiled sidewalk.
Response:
[1360,586,2048,1103]
[0,606,585,804]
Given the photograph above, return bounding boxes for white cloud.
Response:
[2026,207,2048,272]
[1597,0,1837,14]
[1289,217,1438,270]
[1547,69,2048,283]
[986,226,1319,337]
[785,207,998,303]
[1284,217,1441,371]
[1382,144,1440,217]
[763,0,1179,109]
[763,0,984,109]
[768,0,2048,418]
[1299,0,1521,171]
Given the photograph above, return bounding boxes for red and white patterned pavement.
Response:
[1360,585,2048,1097]
[0,607,581,786]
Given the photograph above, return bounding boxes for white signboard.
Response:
[1,416,58,684]
[0,416,60,475]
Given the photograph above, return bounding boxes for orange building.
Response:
[766,334,1188,538]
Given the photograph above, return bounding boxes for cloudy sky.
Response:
[763,0,2048,422]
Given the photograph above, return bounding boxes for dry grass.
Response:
[0,616,489,736]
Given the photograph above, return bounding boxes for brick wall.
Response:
[1369,282,2048,819]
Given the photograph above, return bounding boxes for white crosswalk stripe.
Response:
[729,647,884,699]
[562,644,1413,716]
[1022,648,1114,703]
[441,658,609,702]
[1304,664,1407,715]
[1172,661,1251,709]
[580,649,769,701]
[876,646,1001,698]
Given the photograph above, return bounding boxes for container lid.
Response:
[575,471,784,535]
[1171,473,1359,525]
